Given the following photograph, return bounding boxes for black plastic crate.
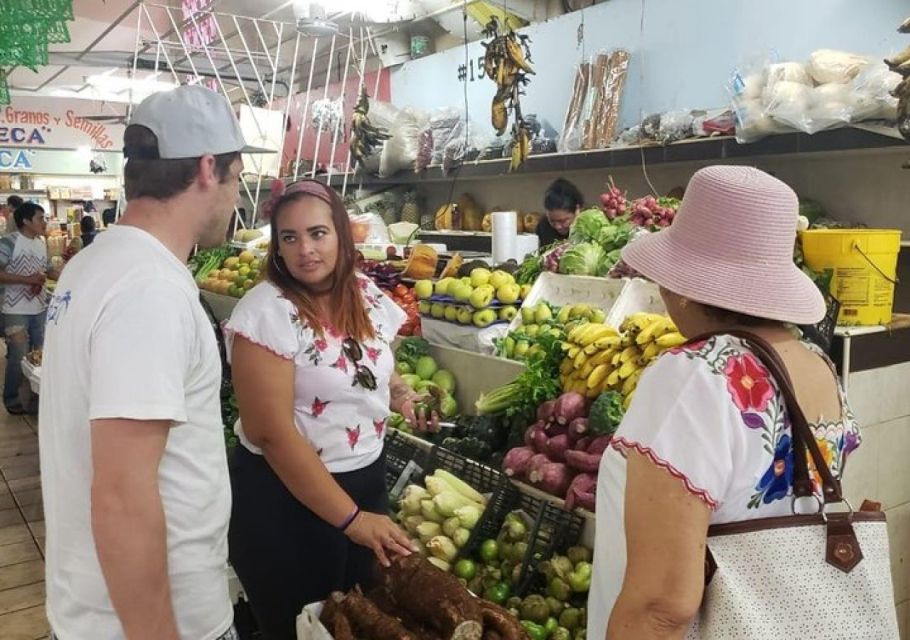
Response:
[514,499,585,597]
[384,429,431,501]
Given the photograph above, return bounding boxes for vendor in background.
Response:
[536,178,584,247]
[1,196,23,235]
[224,179,436,640]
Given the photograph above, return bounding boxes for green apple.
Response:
[524,324,540,338]
[521,306,536,325]
[496,283,521,305]
[415,380,440,394]
[456,307,474,324]
[499,306,518,322]
[489,270,514,290]
[415,279,434,300]
[444,305,459,322]
[569,303,591,319]
[401,374,421,388]
[460,277,472,288]
[470,268,492,288]
[591,309,606,324]
[431,369,456,394]
[535,304,553,324]
[451,281,473,302]
[419,301,432,315]
[513,340,531,358]
[503,336,516,357]
[519,284,532,300]
[472,308,498,328]
[469,284,495,310]
[435,277,456,297]
[430,303,446,319]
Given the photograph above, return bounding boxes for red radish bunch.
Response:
[599,179,628,220]
[628,195,676,230]
[501,391,612,511]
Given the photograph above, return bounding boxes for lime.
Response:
[479,539,499,563]
[453,559,477,581]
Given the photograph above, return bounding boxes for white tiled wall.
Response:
[845,364,910,638]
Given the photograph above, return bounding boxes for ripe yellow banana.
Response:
[587,363,610,389]
[639,342,662,364]
[561,341,573,352]
[606,369,621,388]
[583,344,599,356]
[585,386,600,399]
[571,380,588,396]
[559,359,574,376]
[611,352,622,368]
[594,335,621,350]
[581,325,619,346]
[619,346,640,364]
[573,350,588,369]
[579,360,596,380]
[636,317,670,345]
[556,306,572,325]
[618,359,640,380]
[622,370,642,396]
[590,348,617,367]
[623,392,634,410]
[505,36,535,74]
[568,345,581,359]
[655,332,687,349]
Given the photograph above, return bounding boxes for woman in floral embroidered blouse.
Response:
[587,167,861,640]
[223,180,434,640]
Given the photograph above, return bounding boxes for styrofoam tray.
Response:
[606,278,666,327]
[421,317,508,354]
[507,272,626,334]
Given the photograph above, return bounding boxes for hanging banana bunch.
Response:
[349,88,392,170]
[481,17,534,171]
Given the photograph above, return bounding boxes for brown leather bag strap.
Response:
[689,332,845,505]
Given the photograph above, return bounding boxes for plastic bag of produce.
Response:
[768,82,852,134]
[852,62,901,122]
[350,213,389,244]
[296,602,333,640]
[729,53,779,142]
[807,49,871,85]
[379,106,429,178]
[657,109,695,144]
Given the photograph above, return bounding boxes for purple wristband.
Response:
[339,506,361,532]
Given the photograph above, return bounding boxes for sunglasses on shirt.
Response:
[342,338,377,391]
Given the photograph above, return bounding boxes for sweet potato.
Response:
[564,473,597,510]
[553,392,586,426]
[503,447,536,479]
[532,427,549,454]
[544,420,568,438]
[478,600,531,640]
[544,434,570,463]
[586,435,612,456]
[529,462,573,497]
[527,453,551,480]
[574,436,593,452]
[565,450,602,474]
[524,421,545,448]
[568,417,589,441]
[537,400,556,424]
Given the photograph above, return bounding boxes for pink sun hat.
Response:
[621,165,826,325]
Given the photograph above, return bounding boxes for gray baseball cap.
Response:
[125,85,273,159]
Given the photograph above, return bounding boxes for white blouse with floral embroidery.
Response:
[223,275,406,473]
[586,335,861,639]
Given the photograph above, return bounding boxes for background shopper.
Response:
[587,166,862,640]
[536,178,584,247]
[39,85,261,640]
[0,202,57,414]
[225,179,434,640]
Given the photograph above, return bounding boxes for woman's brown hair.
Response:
[264,180,374,342]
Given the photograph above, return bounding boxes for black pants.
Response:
[228,446,388,640]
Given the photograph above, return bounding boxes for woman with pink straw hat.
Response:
[587,166,864,639]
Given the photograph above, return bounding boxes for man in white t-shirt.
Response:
[40,86,268,640]
[0,201,58,414]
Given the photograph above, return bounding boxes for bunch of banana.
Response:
[559,313,687,408]
[890,16,910,144]
[349,88,391,169]
[510,123,530,172]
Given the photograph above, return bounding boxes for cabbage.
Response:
[569,209,609,244]
[558,242,608,276]
[596,219,634,251]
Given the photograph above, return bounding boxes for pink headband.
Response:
[261,178,334,221]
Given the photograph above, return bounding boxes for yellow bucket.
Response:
[800,229,902,326]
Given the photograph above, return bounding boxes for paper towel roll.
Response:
[492,211,518,264]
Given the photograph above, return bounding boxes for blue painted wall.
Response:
[390,0,908,135]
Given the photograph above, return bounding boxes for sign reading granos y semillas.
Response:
[0,97,125,151]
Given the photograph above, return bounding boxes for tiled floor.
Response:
[0,412,48,640]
